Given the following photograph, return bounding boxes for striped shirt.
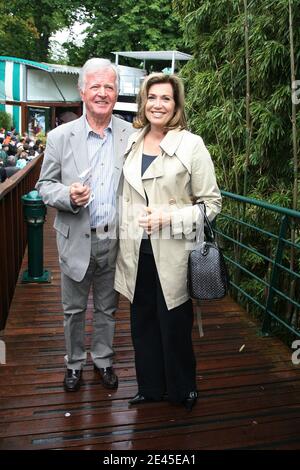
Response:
[85,118,115,229]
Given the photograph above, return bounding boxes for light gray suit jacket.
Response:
[36,114,134,282]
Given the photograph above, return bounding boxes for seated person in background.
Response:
[0,147,8,166]
[27,148,39,160]
[4,155,19,177]
[3,132,11,146]
[0,165,7,183]
[8,143,17,156]
[0,156,7,182]
[6,155,17,167]
[15,146,24,159]
[16,151,28,169]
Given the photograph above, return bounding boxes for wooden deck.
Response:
[1,207,300,451]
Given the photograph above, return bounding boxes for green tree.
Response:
[0,1,39,59]
[1,0,81,60]
[66,0,186,66]
[174,0,300,204]
[174,0,300,333]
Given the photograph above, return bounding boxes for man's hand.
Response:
[138,206,170,235]
[70,182,91,207]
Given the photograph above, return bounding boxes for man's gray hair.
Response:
[78,58,120,92]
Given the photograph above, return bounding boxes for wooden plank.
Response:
[1,207,300,450]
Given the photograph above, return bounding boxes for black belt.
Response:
[91,224,108,233]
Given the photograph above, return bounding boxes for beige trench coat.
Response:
[114,127,222,310]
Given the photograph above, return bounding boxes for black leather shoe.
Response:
[183,391,198,411]
[128,393,152,405]
[94,365,118,389]
[63,369,82,392]
[128,392,166,405]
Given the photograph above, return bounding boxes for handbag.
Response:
[188,204,229,301]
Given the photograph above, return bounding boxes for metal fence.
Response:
[216,191,300,338]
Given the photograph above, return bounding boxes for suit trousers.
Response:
[61,233,117,370]
[130,250,197,404]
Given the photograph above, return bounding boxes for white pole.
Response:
[171,51,175,73]
[115,54,119,66]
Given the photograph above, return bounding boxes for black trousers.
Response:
[130,251,197,403]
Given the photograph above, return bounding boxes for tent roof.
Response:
[0,57,80,75]
[113,51,192,61]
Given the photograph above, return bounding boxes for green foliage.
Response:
[0,4,39,60]
[1,0,187,65]
[174,0,300,337]
[174,0,300,201]
[0,111,12,130]
[0,0,81,60]
[65,0,186,66]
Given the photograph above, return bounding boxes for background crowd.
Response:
[0,128,45,183]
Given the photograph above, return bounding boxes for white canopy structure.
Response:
[113,50,193,73]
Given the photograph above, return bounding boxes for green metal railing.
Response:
[216,191,300,338]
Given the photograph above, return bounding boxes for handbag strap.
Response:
[196,203,215,243]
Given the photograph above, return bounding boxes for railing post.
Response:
[21,189,51,283]
[262,215,289,335]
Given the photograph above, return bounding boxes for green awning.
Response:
[0,57,80,75]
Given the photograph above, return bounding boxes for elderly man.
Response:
[36,58,133,392]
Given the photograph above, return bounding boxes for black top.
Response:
[141,153,157,176]
[140,153,157,254]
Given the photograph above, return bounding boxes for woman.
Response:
[115,73,221,410]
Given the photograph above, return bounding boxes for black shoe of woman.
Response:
[128,392,167,405]
[128,393,150,405]
[183,391,198,411]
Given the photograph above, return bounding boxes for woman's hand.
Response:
[138,206,171,235]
